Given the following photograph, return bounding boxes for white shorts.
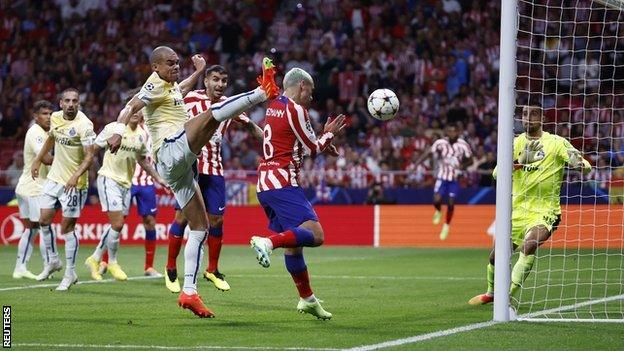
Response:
[16,193,41,222]
[40,180,87,218]
[97,175,131,215]
[156,129,198,209]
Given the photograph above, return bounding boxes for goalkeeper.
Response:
[469,106,591,305]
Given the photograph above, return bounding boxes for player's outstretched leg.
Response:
[13,228,38,279]
[469,263,495,305]
[106,228,127,281]
[251,227,317,268]
[85,228,109,281]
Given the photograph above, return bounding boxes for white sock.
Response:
[92,228,110,261]
[183,230,206,294]
[41,225,59,262]
[15,228,34,269]
[64,232,78,275]
[39,231,49,265]
[304,294,316,303]
[210,88,266,122]
[107,229,120,263]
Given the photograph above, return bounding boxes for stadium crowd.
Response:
[0,0,622,190]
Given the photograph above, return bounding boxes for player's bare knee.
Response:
[143,215,156,229]
[312,228,325,246]
[208,215,223,228]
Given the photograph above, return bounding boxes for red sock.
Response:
[269,230,297,248]
[206,235,222,272]
[102,250,109,264]
[446,208,454,224]
[144,240,156,271]
[167,236,183,270]
[291,269,313,298]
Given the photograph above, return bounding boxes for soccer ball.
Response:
[367,89,400,121]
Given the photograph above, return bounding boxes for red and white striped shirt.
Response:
[183,90,247,176]
[431,138,472,181]
[257,96,334,192]
[132,123,154,186]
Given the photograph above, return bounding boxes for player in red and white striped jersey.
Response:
[164,65,263,293]
[415,124,472,240]
[250,68,346,320]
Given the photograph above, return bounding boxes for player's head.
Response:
[283,68,314,106]
[522,105,543,134]
[204,65,228,101]
[128,109,143,129]
[59,88,79,119]
[33,100,53,131]
[150,46,179,83]
[446,123,459,142]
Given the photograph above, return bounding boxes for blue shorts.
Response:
[173,174,225,215]
[198,174,226,215]
[131,185,158,217]
[257,186,318,233]
[434,179,460,198]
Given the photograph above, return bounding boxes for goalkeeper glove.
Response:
[518,140,544,164]
[567,149,591,173]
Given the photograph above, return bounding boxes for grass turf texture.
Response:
[1,245,622,350]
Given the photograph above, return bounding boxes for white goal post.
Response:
[496,0,624,323]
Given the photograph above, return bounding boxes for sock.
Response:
[102,250,109,264]
[207,226,223,272]
[107,229,120,263]
[434,203,441,212]
[486,263,494,296]
[144,229,157,270]
[39,231,49,265]
[510,253,536,295]
[167,222,185,270]
[285,253,313,299]
[210,88,266,122]
[15,228,34,268]
[269,227,315,249]
[64,232,78,275]
[41,225,59,262]
[446,203,454,224]
[92,228,110,261]
[182,230,207,295]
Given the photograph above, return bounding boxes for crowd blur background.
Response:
[0,0,622,200]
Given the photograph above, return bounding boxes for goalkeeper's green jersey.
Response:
[494,131,583,218]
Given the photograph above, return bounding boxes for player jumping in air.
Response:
[12,100,54,280]
[85,109,167,282]
[32,88,97,290]
[249,68,346,320]
[164,64,263,293]
[415,123,472,240]
[107,46,279,318]
[469,105,591,305]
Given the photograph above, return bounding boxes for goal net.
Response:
[513,0,624,322]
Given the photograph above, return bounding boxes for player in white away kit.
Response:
[31,88,96,290]
[98,118,163,278]
[12,100,54,279]
[416,124,472,240]
[85,110,167,282]
[249,68,346,320]
[107,46,279,318]
[164,65,263,293]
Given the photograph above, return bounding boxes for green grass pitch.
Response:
[1,245,622,350]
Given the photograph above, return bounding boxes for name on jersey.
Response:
[521,164,540,172]
[266,108,285,118]
[119,145,140,153]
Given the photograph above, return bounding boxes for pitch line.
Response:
[229,274,482,281]
[12,343,340,351]
[0,275,159,292]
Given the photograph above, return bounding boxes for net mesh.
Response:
[513,0,624,321]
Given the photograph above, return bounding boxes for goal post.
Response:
[498,0,624,323]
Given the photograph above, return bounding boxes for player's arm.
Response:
[108,97,146,153]
[179,54,207,96]
[32,136,54,166]
[65,144,95,193]
[234,114,264,141]
[137,156,169,190]
[31,135,55,179]
[413,146,432,166]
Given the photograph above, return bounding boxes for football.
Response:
[367,88,400,121]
